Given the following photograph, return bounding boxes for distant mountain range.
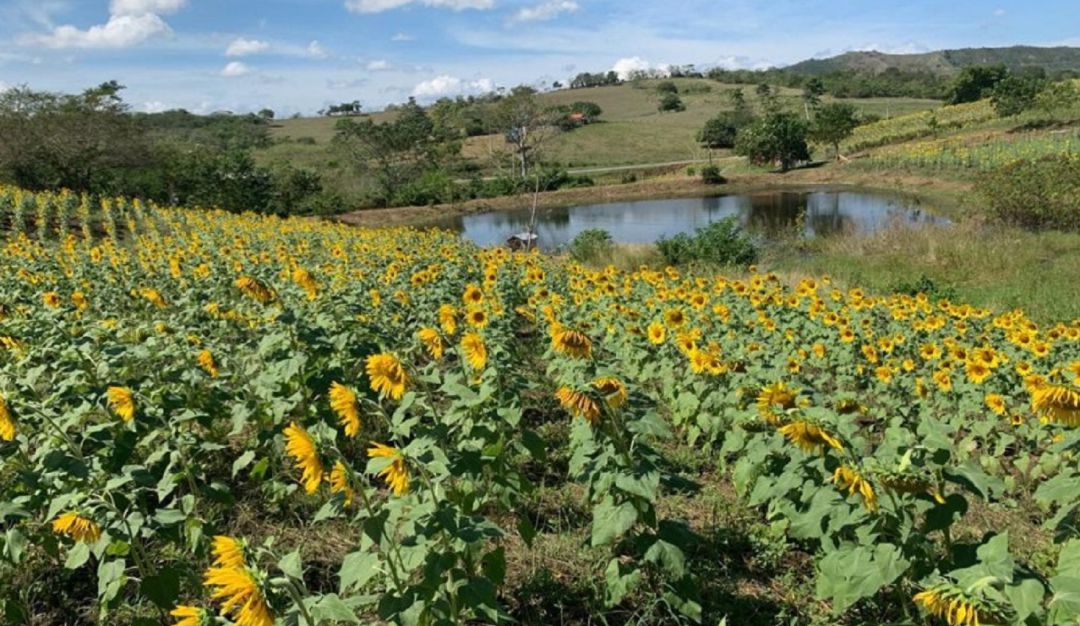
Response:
[784,45,1080,76]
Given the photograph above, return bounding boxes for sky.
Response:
[0,0,1077,116]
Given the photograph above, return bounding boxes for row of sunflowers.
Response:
[1,186,1080,626]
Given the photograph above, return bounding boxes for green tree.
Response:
[491,86,555,178]
[658,93,686,112]
[655,80,679,95]
[801,77,826,119]
[334,98,446,206]
[810,102,860,160]
[990,75,1047,117]
[947,64,1009,104]
[734,112,811,172]
[698,111,751,149]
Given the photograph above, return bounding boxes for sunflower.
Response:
[920,343,941,361]
[283,422,324,494]
[438,304,457,335]
[42,291,61,308]
[234,276,275,304]
[366,353,408,401]
[52,512,101,543]
[106,386,136,423]
[197,349,219,378]
[328,382,361,437]
[984,393,1006,416]
[778,421,844,453]
[291,267,318,300]
[832,465,878,512]
[418,327,444,360]
[368,442,409,495]
[462,284,484,306]
[203,563,274,626]
[169,605,206,626]
[461,333,488,370]
[466,308,489,329]
[756,382,797,425]
[592,377,627,408]
[965,359,992,384]
[211,536,247,569]
[0,395,14,441]
[329,460,354,506]
[1030,383,1080,427]
[553,328,593,359]
[647,321,666,345]
[912,583,1003,626]
[664,307,687,328]
[933,369,953,392]
[555,387,600,425]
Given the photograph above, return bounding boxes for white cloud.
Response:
[139,100,170,113]
[22,0,185,49]
[221,61,251,77]
[110,0,187,16]
[366,59,391,71]
[610,56,670,80]
[412,75,495,98]
[307,40,329,59]
[226,38,271,56]
[0,81,9,93]
[29,13,171,49]
[993,8,1007,16]
[345,0,493,14]
[510,0,579,24]
[391,33,414,42]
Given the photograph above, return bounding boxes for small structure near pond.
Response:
[506,232,538,251]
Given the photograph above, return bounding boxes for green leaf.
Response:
[591,498,638,547]
[97,559,127,603]
[815,543,909,612]
[604,558,642,607]
[140,567,180,609]
[1005,578,1046,622]
[279,550,303,579]
[944,461,1004,500]
[310,594,362,624]
[339,551,381,594]
[232,450,256,478]
[644,538,686,578]
[65,542,91,570]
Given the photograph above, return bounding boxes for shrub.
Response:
[700,165,726,185]
[891,274,958,301]
[656,216,758,267]
[735,112,811,172]
[567,228,614,262]
[655,80,679,95]
[658,93,686,113]
[978,155,1080,231]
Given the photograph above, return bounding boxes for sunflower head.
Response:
[1030,382,1080,427]
[366,353,408,401]
[553,328,593,359]
[461,333,488,371]
[592,377,627,408]
[283,422,325,494]
[555,386,601,425]
[52,511,102,544]
[328,382,361,437]
[756,382,797,425]
[106,386,136,423]
[367,442,409,495]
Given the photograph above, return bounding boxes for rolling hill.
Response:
[786,45,1080,76]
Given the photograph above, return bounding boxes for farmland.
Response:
[2,186,1080,626]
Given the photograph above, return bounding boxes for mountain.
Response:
[785,46,1080,76]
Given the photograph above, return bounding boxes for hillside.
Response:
[786,45,1080,76]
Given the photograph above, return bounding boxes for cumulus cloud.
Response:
[139,100,170,113]
[307,40,329,59]
[23,0,185,49]
[993,8,1007,16]
[412,75,495,98]
[610,57,669,80]
[366,59,391,71]
[221,61,251,77]
[110,0,187,15]
[226,38,271,56]
[509,0,579,23]
[391,33,414,42]
[345,0,493,14]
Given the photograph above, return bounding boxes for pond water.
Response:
[428,190,948,250]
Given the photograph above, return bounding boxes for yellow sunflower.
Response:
[592,377,627,408]
[1030,383,1080,427]
[778,420,844,453]
[106,386,136,423]
[647,321,666,345]
[368,442,409,495]
[0,395,14,441]
[283,422,324,494]
[328,382,361,437]
[461,333,488,370]
[366,353,408,401]
[555,387,600,425]
[52,512,102,544]
[832,465,878,512]
[552,328,593,359]
[418,327,444,360]
[197,349,219,378]
[169,605,206,626]
[756,382,796,425]
[984,393,1006,416]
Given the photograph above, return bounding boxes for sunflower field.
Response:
[2,186,1080,626]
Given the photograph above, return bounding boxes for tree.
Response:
[333,99,444,205]
[947,64,1009,104]
[658,93,686,113]
[728,88,750,117]
[656,80,679,95]
[698,111,751,149]
[801,77,825,119]
[810,102,860,160]
[991,75,1047,117]
[490,86,554,178]
[735,112,811,172]
[258,108,275,120]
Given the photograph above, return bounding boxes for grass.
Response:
[265,79,941,172]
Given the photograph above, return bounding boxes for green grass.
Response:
[264,79,941,172]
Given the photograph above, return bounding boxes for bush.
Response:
[978,155,1080,231]
[700,165,726,185]
[658,93,686,113]
[735,112,811,172]
[656,217,758,267]
[655,81,679,95]
[567,229,614,262]
[891,274,957,301]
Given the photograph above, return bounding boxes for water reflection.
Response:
[427,190,947,249]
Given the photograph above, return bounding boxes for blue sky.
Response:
[0,0,1077,115]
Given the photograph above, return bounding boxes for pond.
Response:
[428,190,948,250]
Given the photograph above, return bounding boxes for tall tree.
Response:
[801,77,826,120]
[810,103,860,160]
[735,112,811,172]
[491,86,553,178]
